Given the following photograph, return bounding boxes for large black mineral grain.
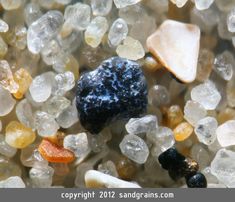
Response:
[76,57,148,134]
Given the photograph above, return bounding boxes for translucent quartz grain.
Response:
[64,3,91,31]
[5,121,36,149]
[13,68,32,99]
[114,0,142,9]
[0,134,17,158]
[108,18,128,47]
[85,16,108,48]
[27,11,63,54]
[53,71,75,96]
[41,40,64,66]
[116,36,145,61]
[16,99,35,129]
[0,0,22,10]
[147,126,175,157]
[214,51,234,81]
[29,72,55,103]
[51,55,69,75]
[194,116,218,145]
[196,49,214,82]
[173,122,193,142]
[216,120,235,147]
[24,3,42,26]
[29,166,54,188]
[211,149,235,187]
[191,80,221,110]
[56,100,78,129]
[0,86,16,117]
[0,36,8,58]
[35,111,59,137]
[91,0,112,16]
[63,133,90,158]
[227,8,235,33]
[98,160,119,177]
[42,96,70,118]
[194,0,214,10]
[125,115,157,135]
[0,19,9,32]
[0,60,19,93]
[119,134,149,164]
[184,100,207,126]
[0,176,25,188]
[170,0,188,8]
